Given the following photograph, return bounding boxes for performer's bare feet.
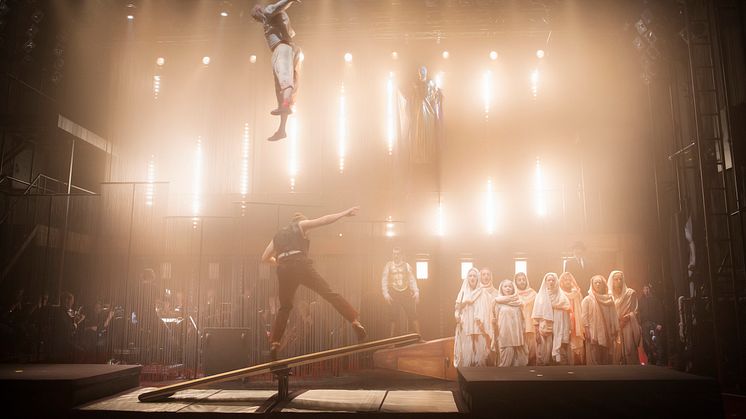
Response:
[351,320,367,342]
[267,130,287,142]
[269,342,281,361]
[270,106,293,116]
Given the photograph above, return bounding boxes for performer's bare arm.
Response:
[407,263,419,303]
[298,206,359,233]
[381,263,392,303]
[264,0,300,16]
[261,240,277,266]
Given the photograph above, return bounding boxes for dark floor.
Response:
[209,368,458,391]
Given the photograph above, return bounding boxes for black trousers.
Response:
[388,289,418,322]
[270,257,358,343]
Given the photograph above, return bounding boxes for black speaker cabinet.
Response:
[202,327,251,375]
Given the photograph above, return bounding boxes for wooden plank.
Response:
[138,333,420,402]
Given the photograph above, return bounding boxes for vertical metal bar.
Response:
[43,197,53,295]
[579,155,588,232]
[121,183,137,362]
[56,138,75,303]
[193,218,205,378]
[712,0,746,384]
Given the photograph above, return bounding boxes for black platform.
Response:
[459,365,723,418]
[0,364,141,416]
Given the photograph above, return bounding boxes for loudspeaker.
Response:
[202,327,251,375]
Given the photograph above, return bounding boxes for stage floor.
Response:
[76,369,463,417]
[77,388,460,415]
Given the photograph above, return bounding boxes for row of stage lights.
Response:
[151,49,546,68]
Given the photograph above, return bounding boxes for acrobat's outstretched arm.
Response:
[264,0,300,17]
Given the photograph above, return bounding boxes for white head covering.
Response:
[495,279,521,307]
[456,267,482,305]
[585,274,619,348]
[532,272,570,322]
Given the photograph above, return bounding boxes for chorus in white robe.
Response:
[453,267,485,367]
[532,272,571,365]
[608,270,642,364]
[471,268,498,366]
[493,279,528,367]
[560,272,586,364]
[581,275,620,365]
[515,272,538,365]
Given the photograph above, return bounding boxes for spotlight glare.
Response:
[386,72,395,156]
[220,11,228,17]
[249,54,257,64]
[391,51,398,60]
[298,51,305,62]
[126,14,134,20]
[534,158,547,217]
[156,57,165,66]
[536,49,545,59]
[489,50,498,60]
[442,51,449,59]
[202,56,211,65]
[344,52,352,63]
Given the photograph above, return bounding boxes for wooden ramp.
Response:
[138,333,421,403]
[373,336,457,380]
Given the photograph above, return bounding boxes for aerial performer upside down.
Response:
[251,0,301,142]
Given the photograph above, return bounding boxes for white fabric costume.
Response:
[532,272,571,365]
[560,272,586,363]
[608,270,642,364]
[493,279,528,367]
[581,276,620,365]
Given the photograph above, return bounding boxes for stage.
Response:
[0,362,728,418]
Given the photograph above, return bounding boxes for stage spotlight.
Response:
[249,54,257,64]
[416,261,429,280]
[460,261,474,280]
[344,52,352,63]
[156,57,165,66]
[435,71,444,89]
[391,51,398,60]
[442,50,449,59]
[220,11,228,17]
[536,49,545,59]
[514,259,527,275]
[534,157,547,217]
[531,69,539,98]
[489,50,498,60]
[202,56,211,65]
[485,178,495,235]
[125,2,136,21]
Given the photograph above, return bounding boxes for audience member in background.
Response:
[608,270,642,364]
[560,272,586,364]
[49,291,83,362]
[564,241,592,294]
[514,272,538,365]
[639,283,666,365]
[476,268,498,365]
[81,301,115,363]
[493,279,528,367]
[454,267,487,367]
[581,275,619,365]
[532,272,571,365]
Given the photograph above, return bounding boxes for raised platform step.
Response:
[459,365,722,418]
[0,364,141,416]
